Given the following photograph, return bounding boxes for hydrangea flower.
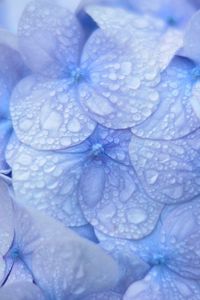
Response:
[6,125,165,240]
[0,29,26,173]
[96,197,200,299]
[0,178,119,299]
[6,2,186,240]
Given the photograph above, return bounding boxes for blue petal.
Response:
[19,207,119,299]
[130,128,200,204]
[182,10,200,64]
[83,291,123,300]
[79,159,164,239]
[132,57,200,140]
[191,81,200,119]
[4,260,33,286]
[129,0,196,27]
[0,282,45,300]
[124,267,200,300]
[18,0,84,77]
[0,179,14,257]
[95,230,150,293]
[159,199,200,280]
[6,134,87,227]
[10,76,96,150]
[80,7,181,129]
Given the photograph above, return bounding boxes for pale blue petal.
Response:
[0,179,14,257]
[18,0,84,77]
[19,208,119,299]
[80,7,181,129]
[95,230,150,293]
[159,199,200,280]
[71,224,99,243]
[0,282,45,300]
[132,57,200,140]
[123,267,200,300]
[129,129,200,204]
[191,81,200,119]
[79,159,164,239]
[6,135,87,226]
[10,76,96,150]
[4,260,33,286]
[83,291,123,300]
[182,11,200,64]
[85,6,181,71]
[129,0,196,27]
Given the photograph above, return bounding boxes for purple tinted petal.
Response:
[132,57,200,140]
[7,135,87,227]
[130,129,200,204]
[124,267,200,300]
[10,76,96,150]
[0,282,45,300]
[18,0,84,77]
[79,160,164,239]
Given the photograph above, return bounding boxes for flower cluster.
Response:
[1,0,200,299]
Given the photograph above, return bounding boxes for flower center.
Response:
[166,16,177,26]
[68,66,87,84]
[151,253,167,266]
[91,143,105,157]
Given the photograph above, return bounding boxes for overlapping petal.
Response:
[0,282,45,300]
[6,133,88,226]
[79,159,164,239]
[132,57,200,140]
[130,128,200,204]
[128,0,196,27]
[10,76,96,150]
[18,0,84,78]
[123,267,200,300]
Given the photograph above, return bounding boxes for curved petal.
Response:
[159,198,200,280]
[129,129,200,204]
[83,291,122,300]
[79,159,164,239]
[18,0,84,77]
[10,76,96,150]
[0,120,12,172]
[85,5,181,71]
[182,10,200,64]
[20,208,119,299]
[128,0,196,27]
[132,57,200,140]
[80,29,161,129]
[95,230,150,293]
[6,135,88,226]
[123,267,200,300]
[0,179,14,256]
[5,260,33,286]
[191,80,200,119]
[0,282,45,300]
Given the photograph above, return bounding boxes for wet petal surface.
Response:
[10,76,96,150]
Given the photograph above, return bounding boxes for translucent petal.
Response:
[10,76,96,150]
[182,11,200,64]
[159,199,200,280]
[128,0,196,27]
[85,5,181,71]
[0,179,14,256]
[132,57,200,140]
[123,267,200,300]
[20,208,119,299]
[0,282,45,300]
[130,129,200,204]
[18,0,84,77]
[95,230,150,293]
[79,159,164,239]
[80,29,161,129]
[80,8,181,129]
[7,136,88,227]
